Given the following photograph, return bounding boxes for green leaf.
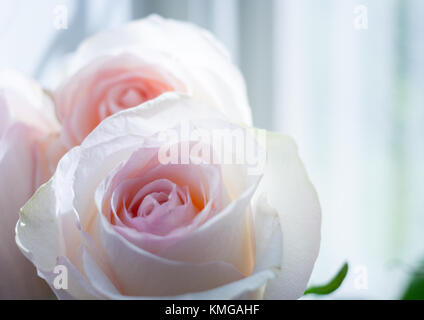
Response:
[304,262,349,296]
[401,259,424,300]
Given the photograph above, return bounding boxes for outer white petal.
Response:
[38,256,102,300]
[254,132,321,299]
[252,194,283,274]
[91,214,245,296]
[15,179,65,272]
[79,216,275,300]
[66,15,252,124]
[80,236,274,300]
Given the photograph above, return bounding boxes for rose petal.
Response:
[38,255,103,300]
[90,214,245,296]
[252,193,283,274]
[0,124,53,298]
[253,132,321,299]
[16,179,65,272]
[0,70,59,133]
[158,178,259,276]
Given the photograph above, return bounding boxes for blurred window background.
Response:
[1,0,423,299]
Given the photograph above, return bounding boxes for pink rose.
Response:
[0,70,62,298]
[55,15,251,148]
[16,93,321,299]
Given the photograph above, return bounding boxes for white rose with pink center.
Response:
[16,93,321,299]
